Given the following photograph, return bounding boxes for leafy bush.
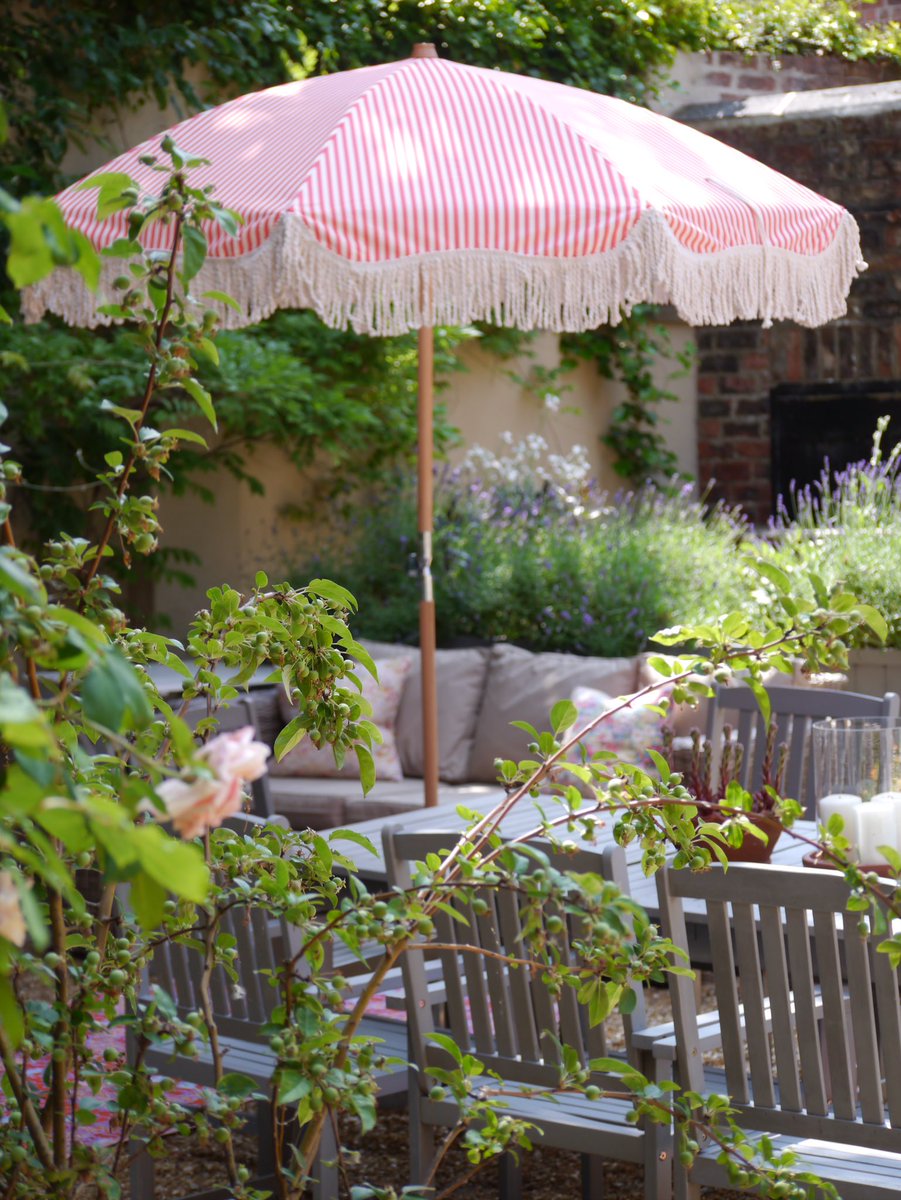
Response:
[298,436,751,656]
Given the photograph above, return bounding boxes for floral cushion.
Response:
[269,656,414,783]
[569,684,671,771]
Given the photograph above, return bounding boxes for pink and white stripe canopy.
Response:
[26,49,864,332]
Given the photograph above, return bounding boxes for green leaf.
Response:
[355,744,375,795]
[747,677,771,726]
[181,224,207,282]
[77,171,135,195]
[0,549,44,604]
[0,978,24,1049]
[131,824,209,904]
[131,872,166,929]
[181,378,217,430]
[82,648,153,733]
[160,427,208,447]
[646,748,670,781]
[277,1069,312,1106]
[307,578,358,612]
[550,699,577,736]
[201,289,242,312]
[328,828,379,857]
[0,678,53,749]
[219,1073,260,1098]
[750,558,791,595]
[274,716,306,761]
[195,336,219,366]
[856,604,888,645]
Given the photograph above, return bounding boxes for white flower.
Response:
[200,726,270,783]
[151,726,270,840]
[156,774,244,841]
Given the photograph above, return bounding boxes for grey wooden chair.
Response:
[657,861,901,1200]
[707,683,899,817]
[129,813,408,1200]
[382,827,672,1200]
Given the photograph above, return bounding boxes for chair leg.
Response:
[580,1153,604,1199]
[311,1116,339,1200]
[643,1126,672,1200]
[254,1101,275,1177]
[129,1133,155,1200]
[498,1150,522,1200]
[408,1075,434,1184]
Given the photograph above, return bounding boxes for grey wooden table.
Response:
[320,799,816,966]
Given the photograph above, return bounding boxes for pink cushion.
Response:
[269,656,414,782]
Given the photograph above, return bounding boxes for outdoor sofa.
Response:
[252,640,706,831]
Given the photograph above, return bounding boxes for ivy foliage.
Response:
[0,313,469,550]
[4,1,899,196]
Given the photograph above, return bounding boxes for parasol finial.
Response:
[411,43,438,58]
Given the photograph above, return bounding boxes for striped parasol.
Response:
[25,45,865,807]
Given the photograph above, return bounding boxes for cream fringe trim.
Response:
[22,208,865,334]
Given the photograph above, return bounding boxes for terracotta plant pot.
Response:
[802,849,898,877]
[695,809,783,863]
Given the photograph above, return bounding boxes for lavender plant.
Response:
[299,436,750,656]
[764,416,901,649]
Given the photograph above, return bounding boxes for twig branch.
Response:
[0,1025,53,1168]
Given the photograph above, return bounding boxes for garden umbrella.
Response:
[25,44,865,808]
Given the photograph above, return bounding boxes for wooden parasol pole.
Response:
[417,323,439,808]
[414,43,440,809]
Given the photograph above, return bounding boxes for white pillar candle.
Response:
[818,794,862,844]
[855,802,896,865]
[872,792,901,853]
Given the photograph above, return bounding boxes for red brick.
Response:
[718,460,752,482]
[703,71,732,87]
[697,376,719,395]
[740,352,771,372]
[733,438,769,459]
[738,74,777,92]
[698,418,722,438]
[722,375,765,394]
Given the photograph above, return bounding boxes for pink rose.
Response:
[0,871,26,947]
[156,774,244,841]
[200,727,270,783]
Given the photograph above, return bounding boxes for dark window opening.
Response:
[770,380,901,516]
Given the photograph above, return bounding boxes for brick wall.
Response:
[860,0,901,22]
[690,100,901,522]
[696,50,896,104]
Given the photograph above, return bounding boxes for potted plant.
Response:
[669,724,792,862]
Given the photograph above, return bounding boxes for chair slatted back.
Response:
[659,862,901,1152]
[707,685,899,818]
[383,828,646,1094]
[146,814,289,1040]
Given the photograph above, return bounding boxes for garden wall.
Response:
[657,46,898,114]
[683,81,901,522]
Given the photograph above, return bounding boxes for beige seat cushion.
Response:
[360,641,490,783]
[466,644,639,783]
[344,781,506,824]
